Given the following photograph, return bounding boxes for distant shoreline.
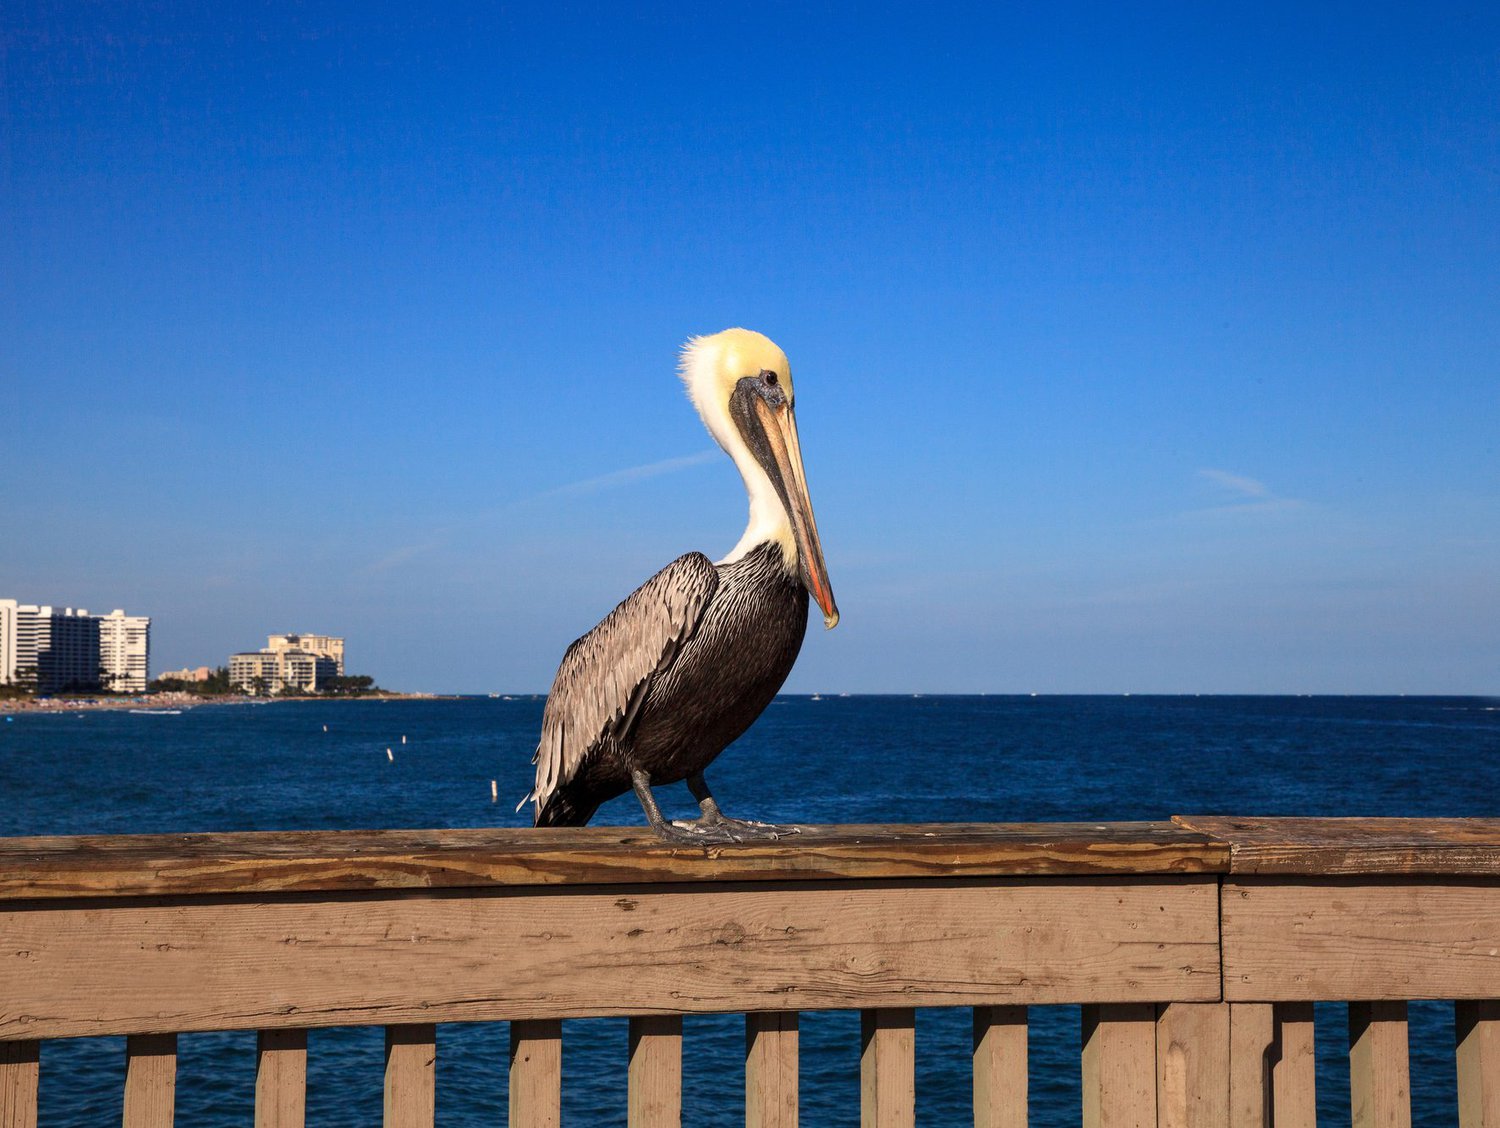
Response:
[1,692,459,714]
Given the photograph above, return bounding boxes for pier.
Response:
[1,817,1497,1126]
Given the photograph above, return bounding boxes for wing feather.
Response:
[524,552,718,818]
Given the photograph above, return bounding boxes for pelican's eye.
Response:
[761,369,779,387]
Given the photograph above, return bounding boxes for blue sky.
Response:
[2,3,1496,693]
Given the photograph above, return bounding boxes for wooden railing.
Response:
[1,816,1497,1126]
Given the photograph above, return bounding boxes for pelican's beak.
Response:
[754,397,840,629]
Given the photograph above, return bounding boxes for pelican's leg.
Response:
[630,767,723,845]
[678,772,801,841]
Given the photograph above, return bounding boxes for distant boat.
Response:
[810,693,822,701]
[129,709,182,716]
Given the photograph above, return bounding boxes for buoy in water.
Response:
[490,779,498,802]
[401,735,407,744]
[322,724,328,733]
[386,748,394,761]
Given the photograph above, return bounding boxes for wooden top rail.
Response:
[0,821,1221,900]
[1,816,1498,901]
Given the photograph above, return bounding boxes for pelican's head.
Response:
[680,328,839,629]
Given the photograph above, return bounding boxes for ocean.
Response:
[3,694,1497,1125]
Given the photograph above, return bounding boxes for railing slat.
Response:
[972,1005,1026,1128]
[860,1008,914,1128]
[1272,1003,1317,1128]
[1458,1000,1500,1128]
[628,1015,681,1128]
[123,1033,177,1128]
[384,1024,436,1128]
[1082,1004,1155,1128]
[1350,1001,1411,1128]
[0,1041,39,1128]
[1228,1003,1273,1128]
[255,1029,307,1128]
[1156,1002,1228,1127]
[746,1012,798,1128]
[509,1019,561,1128]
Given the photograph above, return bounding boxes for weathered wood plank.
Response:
[1082,1004,1155,1128]
[1222,878,1500,1000]
[255,1028,306,1128]
[861,1009,914,1128]
[1272,1003,1317,1128]
[0,1041,38,1128]
[1350,1002,1410,1128]
[123,1033,176,1128]
[1227,1003,1272,1128]
[384,1024,436,1128]
[746,1012,798,1128]
[1457,1001,1500,1128]
[1176,816,1500,875]
[1156,1003,1227,1128]
[973,1005,1026,1128]
[628,1015,681,1128]
[1227,1002,1316,1128]
[0,822,1226,900]
[0,877,1219,1039]
[509,1019,561,1128]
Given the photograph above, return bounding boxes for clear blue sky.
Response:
[3,4,1496,693]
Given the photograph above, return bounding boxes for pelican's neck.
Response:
[720,457,795,569]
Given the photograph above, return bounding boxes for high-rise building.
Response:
[268,633,344,675]
[100,610,151,693]
[229,646,338,694]
[1,600,151,694]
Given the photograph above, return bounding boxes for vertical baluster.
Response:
[509,1019,561,1128]
[629,1015,681,1128]
[1229,1003,1316,1128]
[1458,1001,1500,1128]
[1081,1004,1155,1128]
[256,1029,307,1128]
[972,1005,1026,1128]
[1272,1003,1317,1128]
[1349,1001,1411,1128]
[860,1008,914,1128]
[123,1033,177,1128]
[0,1040,39,1128]
[1156,1002,1229,1128]
[384,1025,436,1128]
[746,1012,798,1128]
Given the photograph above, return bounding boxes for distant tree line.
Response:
[145,668,383,698]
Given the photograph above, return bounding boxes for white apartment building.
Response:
[2,599,151,694]
[100,610,151,693]
[267,633,344,675]
[229,647,338,694]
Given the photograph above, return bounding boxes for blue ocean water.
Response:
[2,694,1497,1126]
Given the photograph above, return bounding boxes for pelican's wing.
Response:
[525,551,719,818]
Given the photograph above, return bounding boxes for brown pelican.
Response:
[521,328,838,842]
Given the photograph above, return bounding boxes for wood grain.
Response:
[123,1033,176,1128]
[384,1025,436,1128]
[0,822,1225,901]
[255,1028,306,1128]
[746,1012,798,1128]
[1272,1003,1317,1128]
[1082,1004,1156,1128]
[0,877,1219,1039]
[1176,816,1500,875]
[1457,1001,1500,1128]
[1227,1003,1272,1128]
[628,1015,680,1128]
[509,1020,561,1128]
[861,1009,914,1128]
[972,1005,1026,1128]
[1222,878,1500,1000]
[1156,1003,1228,1128]
[1349,1002,1410,1128]
[0,1041,38,1128]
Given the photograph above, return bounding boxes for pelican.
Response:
[521,328,838,842]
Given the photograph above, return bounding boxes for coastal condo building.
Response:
[230,633,344,694]
[0,600,151,694]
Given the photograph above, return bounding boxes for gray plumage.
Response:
[525,541,809,827]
